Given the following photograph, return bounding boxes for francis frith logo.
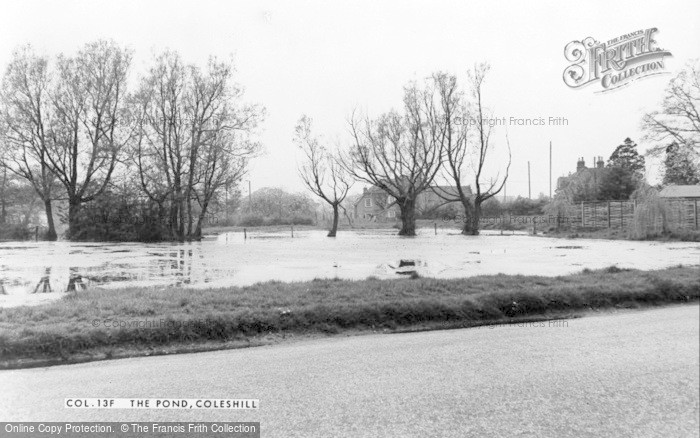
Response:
[563,28,672,92]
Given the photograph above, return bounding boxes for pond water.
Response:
[1,229,698,307]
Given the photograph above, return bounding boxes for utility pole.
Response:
[549,141,552,199]
[248,180,252,213]
[528,161,531,199]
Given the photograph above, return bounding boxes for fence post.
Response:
[620,201,624,229]
[291,225,294,238]
[580,201,584,228]
[593,202,597,228]
[607,201,611,228]
[244,228,247,239]
[695,200,698,230]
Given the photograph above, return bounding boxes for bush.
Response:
[69,193,168,242]
[0,223,32,241]
[629,186,667,239]
[236,214,315,227]
[504,197,548,216]
[237,213,265,227]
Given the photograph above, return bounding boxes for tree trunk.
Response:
[398,198,417,236]
[328,204,339,237]
[461,199,480,235]
[0,167,6,224]
[193,199,211,241]
[67,200,81,240]
[44,198,57,241]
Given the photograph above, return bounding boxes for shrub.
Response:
[0,223,32,241]
[237,213,265,227]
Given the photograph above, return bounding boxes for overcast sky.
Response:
[2,0,699,197]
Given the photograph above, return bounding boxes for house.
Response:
[354,186,398,220]
[556,157,607,191]
[353,185,472,221]
[659,185,700,200]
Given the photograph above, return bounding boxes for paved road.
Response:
[1,305,699,437]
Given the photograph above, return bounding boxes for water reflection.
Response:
[0,243,221,298]
[33,268,53,294]
[0,231,699,308]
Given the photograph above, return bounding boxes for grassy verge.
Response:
[1,266,698,369]
[541,227,700,242]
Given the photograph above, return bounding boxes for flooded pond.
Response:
[1,229,698,307]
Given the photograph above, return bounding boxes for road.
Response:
[1,305,699,437]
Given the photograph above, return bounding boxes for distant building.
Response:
[659,185,700,200]
[556,156,606,191]
[353,185,472,221]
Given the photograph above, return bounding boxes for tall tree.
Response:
[434,65,510,235]
[43,40,133,238]
[597,167,637,200]
[132,51,262,240]
[0,46,58,240]
[607,138,645,178]
[295,116,352,237]
[345,79,445,236]
[642,59,700,155]
[663,141,700,185]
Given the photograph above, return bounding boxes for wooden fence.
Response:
[561,199,699,231]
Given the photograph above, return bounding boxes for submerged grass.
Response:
[0,265,698,368]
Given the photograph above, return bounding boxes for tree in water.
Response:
[0,45,59,240]
[295,116,352,237]
[345,79,445,236]
[433,65,510,235]
[131,51,262,240]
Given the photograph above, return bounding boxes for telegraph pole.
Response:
[528,161,531,199]
[248,180,252,213]
[549,141,552,199]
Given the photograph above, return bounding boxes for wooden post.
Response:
[434,222,437,235]
[620,201,624,229]
[695,200,698,230]
[549,141,552,199]
[244,228,247,239]
[580,201,584,228]
[291,225,294,238]
[607,201,611,228]
[35,226,39,241]
[593,202,597,228]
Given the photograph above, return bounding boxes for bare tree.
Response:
[0,46,59,240]
[642,59,700,155]
[132,51,262,240]
[345,80,446,236]
[295,116,352,237]
[43,40,133,238]
[434,65,510,235]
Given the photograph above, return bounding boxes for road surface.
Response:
[1,305,699,437]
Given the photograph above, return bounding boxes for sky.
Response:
[1,0,699,198]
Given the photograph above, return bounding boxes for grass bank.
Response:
[1,266,698,369]
[540,227,700,242]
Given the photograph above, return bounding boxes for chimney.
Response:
[596,156,604,169]
[576,157,585,172]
